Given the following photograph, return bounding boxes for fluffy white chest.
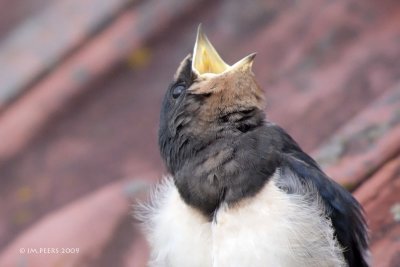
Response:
[140,176,346,267]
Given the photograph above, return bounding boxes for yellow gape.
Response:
[192,25,256,76]
[192,25,229,75]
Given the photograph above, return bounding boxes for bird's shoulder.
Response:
[262,124,369,267]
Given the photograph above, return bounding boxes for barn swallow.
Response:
[141,25,369,267]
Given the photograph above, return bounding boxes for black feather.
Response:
[270,125,369,267]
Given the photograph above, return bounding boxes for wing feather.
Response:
[270,125,369,267]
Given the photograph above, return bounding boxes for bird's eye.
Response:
[172,84,185,99]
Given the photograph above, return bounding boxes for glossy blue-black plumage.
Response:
[273,126,369,267]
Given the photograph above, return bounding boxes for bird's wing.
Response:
[270,126,369,267]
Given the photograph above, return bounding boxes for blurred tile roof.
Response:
[0,0,399,266]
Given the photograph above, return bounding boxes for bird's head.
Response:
[159,26,266,193]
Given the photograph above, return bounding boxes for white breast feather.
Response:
[137,178,212,267]
[137,172,347,267]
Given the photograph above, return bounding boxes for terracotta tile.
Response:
[0,179,141,267]
[355,156,400,267]
[314,86,400,189]
[0,0,133,106]
[0,0,208,163]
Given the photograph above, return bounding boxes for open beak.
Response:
[192,25,229,75]
[192,25,256,76]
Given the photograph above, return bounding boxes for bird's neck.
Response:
[169,125,280,218]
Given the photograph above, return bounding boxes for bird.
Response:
[139,25,369,267]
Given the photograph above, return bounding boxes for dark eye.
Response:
[172,84,185,99]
